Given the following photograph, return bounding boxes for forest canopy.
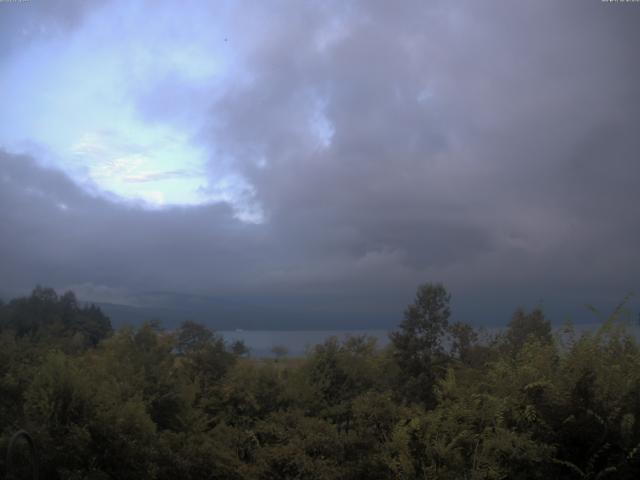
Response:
[1,284,639,479]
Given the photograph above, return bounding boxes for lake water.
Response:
[219,329,390,357]
[220,322,640,358]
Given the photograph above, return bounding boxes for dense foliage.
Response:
[1,284,639,479]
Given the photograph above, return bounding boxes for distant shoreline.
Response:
[217,322,640,357]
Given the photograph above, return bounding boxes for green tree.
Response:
[1,287,111,349]
[505,307,552,354]
[304,336,382,430]
[249,410,344,479]
[448,321,478,365]
[176,320,236,396]
[390,282,451,407]
[231,339,250,357]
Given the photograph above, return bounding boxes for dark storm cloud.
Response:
[0,150,418,326]
[200,0,640,289]
[0,151,266,296]
[0,0,109,60]
[1,0,639,326]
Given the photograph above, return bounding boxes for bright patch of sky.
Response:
[310,95,334,149]
[0,0,261,219]
[314,13,350,53]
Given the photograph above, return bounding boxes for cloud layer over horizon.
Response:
[1,0,639,327]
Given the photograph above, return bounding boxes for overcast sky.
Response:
[1,0,639,328]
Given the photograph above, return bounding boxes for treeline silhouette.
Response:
[1,284,639,479]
